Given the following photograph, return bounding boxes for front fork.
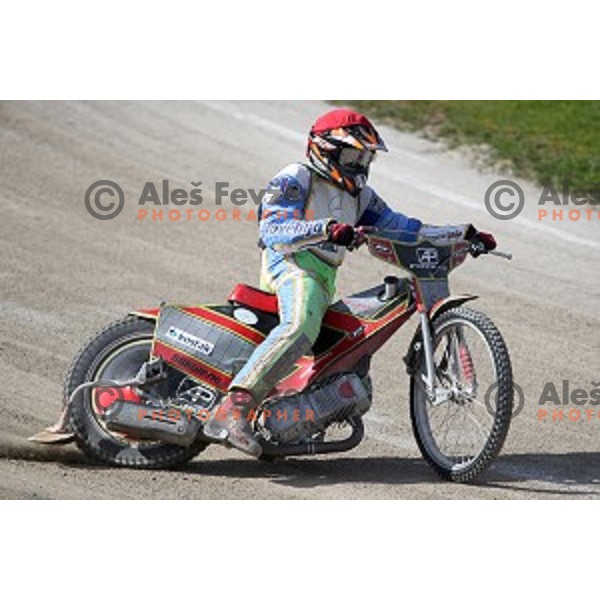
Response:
[418,310,436,397]
[418,311,453,405]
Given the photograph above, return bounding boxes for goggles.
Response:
[338,147,375,168]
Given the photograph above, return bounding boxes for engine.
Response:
[259,373,372,444]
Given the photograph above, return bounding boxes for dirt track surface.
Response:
[0,101,598,499]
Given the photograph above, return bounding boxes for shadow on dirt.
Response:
[475,452,600,496]
[173,452,600,495]
[3,430,598,496]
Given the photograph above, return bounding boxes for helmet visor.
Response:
[338,147,375,169]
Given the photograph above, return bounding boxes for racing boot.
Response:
[204,389,262,457]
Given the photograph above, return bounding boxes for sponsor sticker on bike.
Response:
[416,247,439,266]
[166,326,215,356]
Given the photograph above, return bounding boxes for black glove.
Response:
[466,226,497,257]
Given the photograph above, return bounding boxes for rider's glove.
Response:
[328,221,358,247]
[351,226,368,250]
[466,226,497,257]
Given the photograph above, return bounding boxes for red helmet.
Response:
[306,108,387,196]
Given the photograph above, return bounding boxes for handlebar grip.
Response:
[489,250,513,260]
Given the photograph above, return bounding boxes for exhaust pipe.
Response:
[259,417,364,458]
[104,401,202,447]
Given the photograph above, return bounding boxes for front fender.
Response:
[429,294,478,321]
[403,294,478,375]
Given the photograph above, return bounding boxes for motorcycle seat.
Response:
[228,283,279,315]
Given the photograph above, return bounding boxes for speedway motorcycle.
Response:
[32,230,514,482]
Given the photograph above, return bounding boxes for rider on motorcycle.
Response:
[204,108,497,456]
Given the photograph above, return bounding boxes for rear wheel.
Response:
[410,307,513,482]
[67,316,208,469]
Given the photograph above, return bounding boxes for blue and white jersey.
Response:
[259,163,469,266]
[259,163,331,253]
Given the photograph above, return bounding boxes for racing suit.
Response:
[229,162,469,400]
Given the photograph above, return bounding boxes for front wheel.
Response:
[410,306,513,482]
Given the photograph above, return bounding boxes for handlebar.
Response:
[469,241,512,260]
[489,250,512,260]
[360,226,512,261]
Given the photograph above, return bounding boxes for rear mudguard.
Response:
[403,294,478,375]
[130,308,160,320]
